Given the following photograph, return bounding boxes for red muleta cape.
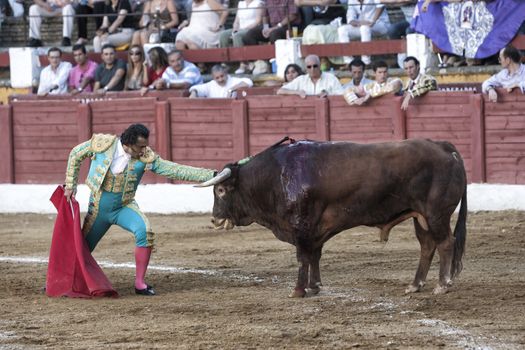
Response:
[46,185,118,298]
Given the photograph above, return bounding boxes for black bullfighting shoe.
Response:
[135,284,156,296]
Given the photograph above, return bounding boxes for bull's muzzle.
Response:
[211,217,235,230]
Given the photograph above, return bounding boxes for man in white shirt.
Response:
[482,45,525,103]
[37,47,72,96]
[342,58,373,91]
[156,50,203,90]
[189,64,253,98]
[277,54,343,98]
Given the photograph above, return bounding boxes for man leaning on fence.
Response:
[155,50,202,91]
[277,54,343,98]
[401,56,437,110]
[482,45,525,103]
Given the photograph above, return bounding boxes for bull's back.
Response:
[274,139,465,218]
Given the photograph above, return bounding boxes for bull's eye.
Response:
[216,186,226,198]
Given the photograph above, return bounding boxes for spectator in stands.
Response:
[93,0,135,53]
[337,0,390,65]
[401,56,437,110]
[74,0,106,45]
[295,0,345,28]
[242,0,300,45]
[94,44,127,93]
[28,0,75,47]
[155,50,202,90]
[284,63,304,83]
[189,64,253,98]
[381,0,415,68]
[173,0,191,21]
[37,47,72,96]
[345,60,402,105]
[277,54,343,98]
[218,0,264,74]
[0,0,24,25]
[342,58,372,90]
[124,44,145,90]
[175,0,228,50]
[69,43,98,94]
[131,0,179,46]
[482,45,525,103]
[141,46,169,95]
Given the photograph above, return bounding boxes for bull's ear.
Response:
[194,168,232,187]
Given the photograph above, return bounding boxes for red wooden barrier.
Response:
[167,97,237,172]
[2,92,525,185]
[328,95,400,143]
[483,89,525,184]
[405,91,477,182]
[244,96,322,155]
[10,100,80,184]
[0,105,14,183]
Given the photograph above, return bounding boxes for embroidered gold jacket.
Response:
[405,73,438,98]
[65,134,215,203]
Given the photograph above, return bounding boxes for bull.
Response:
[197,138,467,297]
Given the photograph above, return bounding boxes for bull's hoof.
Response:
[405,284,422,294]
[288,288,306,298]
[307,286,321,296]
[432,285,449,295]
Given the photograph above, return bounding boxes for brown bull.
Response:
[198,138,467,297]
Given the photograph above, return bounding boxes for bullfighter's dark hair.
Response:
[47,47,62,57]
[348,58,365,70]
[373,60,389,72]
[72,44,87,54]
[502,45,521,64]
[121,124,150,146]
[404,56,420,66]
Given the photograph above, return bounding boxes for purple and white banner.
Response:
[411,0,525,59]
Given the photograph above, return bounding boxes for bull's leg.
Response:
[290,245,309,298]
[433,226,455,295]
[307,246,323,295]
[406,218,436,294]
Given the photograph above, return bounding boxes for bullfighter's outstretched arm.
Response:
[143,150,215,183]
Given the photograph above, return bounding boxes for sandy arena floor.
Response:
[0,211,524,349]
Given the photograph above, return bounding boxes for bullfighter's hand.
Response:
[64,188,75,202]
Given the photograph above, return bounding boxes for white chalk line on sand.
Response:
[0,256,264,283]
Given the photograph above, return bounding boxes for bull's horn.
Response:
[194,168,232,187]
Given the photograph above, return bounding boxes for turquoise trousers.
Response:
[83,191,152,251]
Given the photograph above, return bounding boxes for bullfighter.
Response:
[64,123,215,296]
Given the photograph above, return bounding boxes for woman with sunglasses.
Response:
[124,45,145,90]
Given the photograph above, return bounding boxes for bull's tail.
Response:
[451,185,467,279]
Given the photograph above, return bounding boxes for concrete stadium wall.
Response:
[0,89,524,185]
